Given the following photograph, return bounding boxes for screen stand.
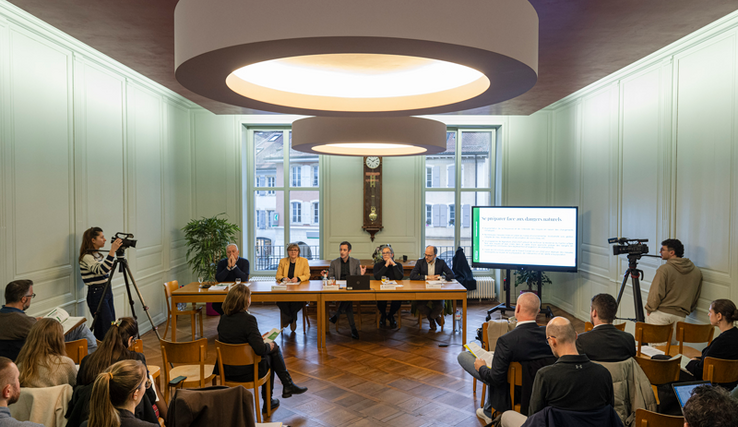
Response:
[537,273,554,319]
[486,269,515,320]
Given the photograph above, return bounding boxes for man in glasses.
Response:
[410,245,455,331]
[0,279,97,360]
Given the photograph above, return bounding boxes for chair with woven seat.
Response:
[703,356,738,385]
[635,322,673,357]
[159,338,216,403]
[634,408,684,427]
[215,340,272,422]
[654,322,714,358]
[584,321,626,332]
[64,339,87,364]
[163,280,204,342]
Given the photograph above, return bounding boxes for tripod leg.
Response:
[121,268,137,321]
[631,275,645,323]
[90,259,119,337]
[121,261,162,341]
[615,268,630,309]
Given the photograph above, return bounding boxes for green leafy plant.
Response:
[182,213,240,283]
[514,268,552,291]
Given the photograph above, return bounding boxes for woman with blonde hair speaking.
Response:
[275,243,310,331]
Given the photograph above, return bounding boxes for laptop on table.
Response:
[672,381,711,409]
[346,275,370,290]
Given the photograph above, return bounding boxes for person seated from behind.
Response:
[83,359,158,427]
[217,284,307,414]
[0,279,97,361]
[0,357,43,427]
[374,245,403,329]
[409,246,454,331]
[576,293,636,362]
[69,318,162,426]
[275,243,310,332]
[683,384,738,427]
[684,299,738,389]
[213,243,250,315]
[499,317,615,427]
[16,318,76,388]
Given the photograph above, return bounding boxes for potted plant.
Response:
[514,268,552,295]
[182,213,240,284]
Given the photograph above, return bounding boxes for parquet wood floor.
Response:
[141,300,584,426]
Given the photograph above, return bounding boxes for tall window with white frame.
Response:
[424,129,495,266]
[252,129,321,271]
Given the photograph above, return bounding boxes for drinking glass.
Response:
[198,277,203,285]
[381,276,388,284]
[329,276,335,286]
[235,278,241,286]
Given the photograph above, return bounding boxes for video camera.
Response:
[113,232,137,250]
[608,237,648,256]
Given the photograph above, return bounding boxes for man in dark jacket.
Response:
[576,293,636,362]
[410,245,454,330]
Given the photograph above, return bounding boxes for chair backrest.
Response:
[64,339,88,364]
[634,408,684,427]
[507,361,523,412]
[128,338,144,353]
[703,356,738,384]
[635,322,673,356]
[482,322,489,350]
[214,340,260,367]
[160,337,208,387]
[635,356,680,385]
[585,322,626,332]
[675,322,714,354]
[164,280,179,313]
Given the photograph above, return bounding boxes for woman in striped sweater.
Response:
[79,227,122,340]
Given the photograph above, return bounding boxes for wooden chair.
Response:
[507,362,523,413]
[163,280,204,342]
[159,338,215,403]
[129,339,161,392]
[475,322,490,407]
[635,356,679,404]
[655,322,714,358]
[634,408,684,427]
[635,322,673,357]
[703,357,738,385]
[328,302,363,333]
[64,339,87,364]
[584,321,626,332]
[214,340,272,422]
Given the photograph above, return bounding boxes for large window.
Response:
[424,129,495,267]
[251,130,321,271]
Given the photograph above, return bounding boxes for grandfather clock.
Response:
[362,156,383,241]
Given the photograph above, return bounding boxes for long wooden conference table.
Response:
[171,279,468,349]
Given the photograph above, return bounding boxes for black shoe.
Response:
[388,316,397,329]
[262,398,279,413]
[428,318,437,331]
[282,382,308,398]
[351,328,360,339]
[329,315,338,324]
[380,313,387,327]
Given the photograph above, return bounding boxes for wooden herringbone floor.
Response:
[141,301,584,427]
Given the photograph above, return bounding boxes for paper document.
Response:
[208,285,228,291]
[678,354,692,372]
[465,342,494,368]
[44,307,86,334]
[426,280,445,285]
[262,328,281,343]
[639,345,665,358]
[336,280,347,286]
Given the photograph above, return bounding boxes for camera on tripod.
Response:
[608,237,648,256]
[113,232,137,250]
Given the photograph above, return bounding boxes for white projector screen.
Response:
[472,206,579,272]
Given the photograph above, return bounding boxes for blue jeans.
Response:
[87,283,115,341]
[66,324,98,353]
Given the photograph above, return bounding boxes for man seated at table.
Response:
[326,241,366,340]
[213,243,250,315]
[576,293,636,362]
[410,246,454,331]
[0,279,97,360]
[499,317,616,427]
[374,245,404,329]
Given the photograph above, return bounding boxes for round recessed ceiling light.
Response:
[291,117,447,157]
[175,0,538,116]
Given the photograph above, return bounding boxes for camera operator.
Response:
[79,227,122,340]
[645,238,702,344]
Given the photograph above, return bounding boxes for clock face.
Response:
[365,156,380,169]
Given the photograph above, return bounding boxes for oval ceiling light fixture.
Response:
[175,0,538,116]
[291,117,447,157]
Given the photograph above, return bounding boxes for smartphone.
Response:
[169,375,187,386]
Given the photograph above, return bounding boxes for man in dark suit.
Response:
[410,245,455,330]
[213,243,250,315]
[326,241,366,339]
[457,292,553,424]
[576,293,636,362]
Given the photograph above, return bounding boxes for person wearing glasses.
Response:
[86,359,158,427]
[213,243,251,316]
[0,279,97,361]
[410,245,455,331]
[373,245,404,328]
[275,243,310,332]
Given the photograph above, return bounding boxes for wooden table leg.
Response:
[462,297,467,345]
[171,310,177,343]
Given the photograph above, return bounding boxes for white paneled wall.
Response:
[0,2,200,333]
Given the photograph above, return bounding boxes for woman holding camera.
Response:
[79,227,122,340]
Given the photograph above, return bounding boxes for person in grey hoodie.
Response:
[644,238,702,344]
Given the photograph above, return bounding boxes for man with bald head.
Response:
[213,243,250,315]
[499,317,616,427]
[0,356,43,426]
[458,292,554,424]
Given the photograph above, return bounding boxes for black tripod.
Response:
[90,249,161,341]
[614,253,659,323]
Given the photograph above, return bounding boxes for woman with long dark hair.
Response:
[87,359,157,427]
[79,227,122,340]
[686,299,738,389]
[16,318,76,387]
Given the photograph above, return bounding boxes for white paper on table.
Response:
[336,280,347,286]
[639,345,665,358]
[384,280,398,285]
[208,285,227,291]
[426,280,444,285]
